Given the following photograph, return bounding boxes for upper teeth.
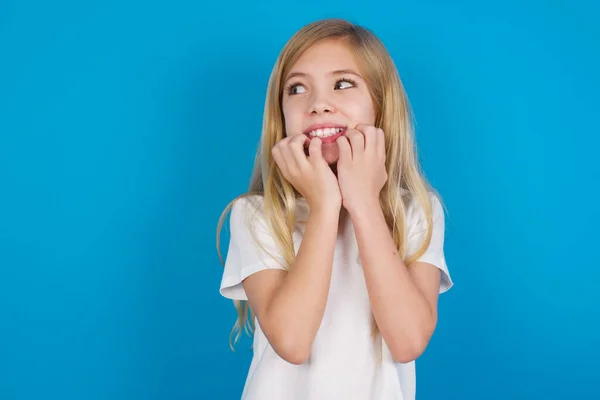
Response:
[308,127,344,137]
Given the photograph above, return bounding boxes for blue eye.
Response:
[335,78,356,90]
[286,83,306,95]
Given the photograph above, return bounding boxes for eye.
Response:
[335,78,356,90]
[286,83,306,95]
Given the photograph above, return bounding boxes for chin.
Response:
[322,146,340,165]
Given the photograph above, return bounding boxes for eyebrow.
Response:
[285,69,363,82]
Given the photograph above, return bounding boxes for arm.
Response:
[349,201,441,363]
[242,204,339,365]
[335,125,444,363]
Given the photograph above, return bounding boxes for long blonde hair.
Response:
[216,18,440,348]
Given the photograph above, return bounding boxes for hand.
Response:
[336,124,388,214]
[272,135,342,213]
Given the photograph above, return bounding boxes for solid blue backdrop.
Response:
[1,0,598,399]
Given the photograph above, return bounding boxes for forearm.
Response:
[349,202,435,362]
[266,205,339,361]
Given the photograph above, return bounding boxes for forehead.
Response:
[290,39,359,73]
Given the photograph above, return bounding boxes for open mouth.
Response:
[304,126,346,143]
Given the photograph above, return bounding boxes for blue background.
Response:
[1,0,598,399]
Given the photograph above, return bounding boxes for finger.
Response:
[308,137,324,164]
[290,133,309,148]
[376,128,386,159]
[336,135,352,167]
[277,136,294,166]
[272,143,291,179]
[290,134,310,169]
[356,124,378,155]
[354,124,370,134]
[347,129,365,159]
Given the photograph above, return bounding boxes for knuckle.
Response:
[293,135,305,143]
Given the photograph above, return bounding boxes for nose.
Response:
[308,90,336,115]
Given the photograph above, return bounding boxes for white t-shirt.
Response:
[219,189,453,400]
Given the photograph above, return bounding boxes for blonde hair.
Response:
[216,18,441,348]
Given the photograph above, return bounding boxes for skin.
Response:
[242,38,442,365]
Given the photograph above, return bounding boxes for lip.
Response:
[302,123,347,144]
[302,123,347,135]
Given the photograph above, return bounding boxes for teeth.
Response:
[308,127,344,138]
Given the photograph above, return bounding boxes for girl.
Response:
[217,18,453,400]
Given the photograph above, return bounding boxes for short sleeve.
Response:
[219,196,287,301]
[406,193,453,294]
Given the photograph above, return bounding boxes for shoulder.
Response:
[401,187,453,292]
[401,188,444,229]
[230,194,266,225]
[231,194,264,213]
[220,194,287,300]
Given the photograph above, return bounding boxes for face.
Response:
[281,38,376,165]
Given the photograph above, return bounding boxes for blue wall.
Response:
[1,1,598,399]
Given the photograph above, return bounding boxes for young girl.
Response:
[217,18,453,400]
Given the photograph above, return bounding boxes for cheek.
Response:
[282,101,302,136]
[359,98,377,125]
[340,94,376,125]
